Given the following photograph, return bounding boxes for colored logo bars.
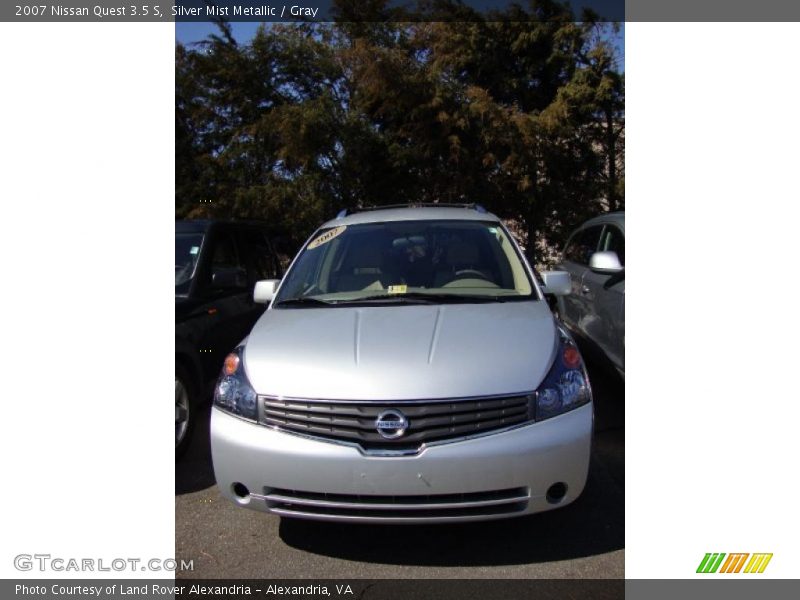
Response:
[696,553,773,574]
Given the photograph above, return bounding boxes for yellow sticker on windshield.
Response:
[388,285,407,294]
[307,225,347,250]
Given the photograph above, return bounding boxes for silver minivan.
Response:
[556,212,624,377]
[210,205,593,523]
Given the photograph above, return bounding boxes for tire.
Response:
[175,364,197,460]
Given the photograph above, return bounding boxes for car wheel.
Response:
[175,365,197,460]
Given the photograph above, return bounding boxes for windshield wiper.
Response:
[273,297,336,308]
[337,293,512,305]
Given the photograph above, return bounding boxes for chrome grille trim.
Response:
[254,487,530,521]
[257,393,533,453]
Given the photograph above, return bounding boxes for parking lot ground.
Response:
[175,353,624,579]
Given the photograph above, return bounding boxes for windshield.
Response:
[176,232,204,294]
[274,219,535,306]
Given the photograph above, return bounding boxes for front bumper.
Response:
[211,403,593,523]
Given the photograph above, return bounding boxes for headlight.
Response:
[213,347,258,421]
[530,329,592,421]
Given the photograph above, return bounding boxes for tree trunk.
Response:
[605,108,618,211]
[525,189,540,267]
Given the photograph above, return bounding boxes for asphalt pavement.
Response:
[175,347,624,579]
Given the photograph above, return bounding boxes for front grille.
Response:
[259,394,532,451]
[260,486,530,521]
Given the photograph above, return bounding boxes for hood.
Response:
[244,300,557,400]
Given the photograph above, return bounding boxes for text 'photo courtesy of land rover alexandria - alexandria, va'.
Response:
[210,204,593,523]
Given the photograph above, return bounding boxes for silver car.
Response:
[210,205,593,523]
[556,212,625,377]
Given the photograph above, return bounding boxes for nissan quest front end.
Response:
[210,205,593,523]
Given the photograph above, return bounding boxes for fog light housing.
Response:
[546,482,568,503]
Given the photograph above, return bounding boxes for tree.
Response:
[175,1,625,258]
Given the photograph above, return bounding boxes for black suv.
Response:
[176,220,282,457]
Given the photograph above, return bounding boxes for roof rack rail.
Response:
[336,203,487,219]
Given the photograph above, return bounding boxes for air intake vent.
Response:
[260,486,530,521]
[259,394,531,452]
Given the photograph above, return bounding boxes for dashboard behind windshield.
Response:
[275,219,535,305]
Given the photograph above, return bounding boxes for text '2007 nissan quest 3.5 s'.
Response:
[210,204,593,523]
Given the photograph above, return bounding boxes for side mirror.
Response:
[541,271,571,296]
[589,251,623,274]
[212,267,248,289]
[253,279,280,304]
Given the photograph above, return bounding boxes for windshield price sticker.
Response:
[388,285,408,294]
[307,226,347,250]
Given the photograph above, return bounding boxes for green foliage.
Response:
[176,1,624,258]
